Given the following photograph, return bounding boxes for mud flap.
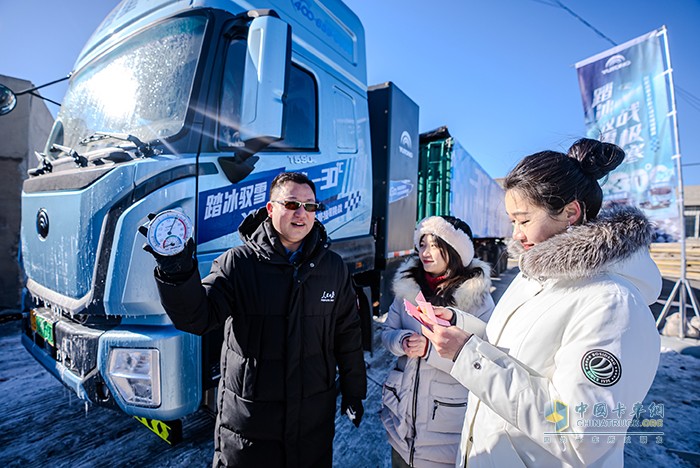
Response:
[134,416,182,445]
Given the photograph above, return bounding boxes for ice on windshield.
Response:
[52,15,207,151]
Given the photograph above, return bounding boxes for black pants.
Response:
[391,448,411,468]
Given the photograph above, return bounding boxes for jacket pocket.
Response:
[382,369,403,417]
[382,369,403,404]
[427,380,468,434]
[381,368,409,442]
[428,399,468,434]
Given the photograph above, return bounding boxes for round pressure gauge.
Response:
[146,210,194,256]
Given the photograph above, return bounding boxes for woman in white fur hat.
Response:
[381,215,495,468]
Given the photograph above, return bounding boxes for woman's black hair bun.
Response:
[567,138,625,180]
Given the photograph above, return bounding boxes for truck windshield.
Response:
[51,15,207,152]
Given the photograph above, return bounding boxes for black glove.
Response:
[138,216,195,278]
[341,397,364,428]
[146,238,195,278]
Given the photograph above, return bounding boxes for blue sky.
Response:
[2,0,699,185]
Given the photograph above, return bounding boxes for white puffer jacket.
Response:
[452,207,662,468]
[382,256,494,467]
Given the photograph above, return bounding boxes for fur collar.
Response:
[511,206,654,281]
[392,256,492,312]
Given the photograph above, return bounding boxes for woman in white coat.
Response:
[423,138,662,467]
[381,215,495,468]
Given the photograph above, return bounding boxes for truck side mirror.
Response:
[239,15,291,144]
[0,84,18,116]
[0,76,69,116]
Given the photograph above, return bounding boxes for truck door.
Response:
[195,13,291,260]
[193,12,292,393]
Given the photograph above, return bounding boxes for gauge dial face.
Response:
[146,210,194,256]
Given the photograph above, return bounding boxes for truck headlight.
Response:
[107,348,161,407]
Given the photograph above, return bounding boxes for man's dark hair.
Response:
[270,172,316,199]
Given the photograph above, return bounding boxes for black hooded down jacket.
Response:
[155,208,367,467]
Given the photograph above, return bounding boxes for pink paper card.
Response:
[415,292,451,327]
[403,299,431,327]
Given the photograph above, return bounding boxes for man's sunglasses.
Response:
[272,200,324,212]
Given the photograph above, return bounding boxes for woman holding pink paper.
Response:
[423,139,662,468]
[380,215,494,468]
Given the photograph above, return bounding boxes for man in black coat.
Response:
[146,172,366,467]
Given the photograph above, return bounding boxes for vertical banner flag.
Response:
[576,28,680,241]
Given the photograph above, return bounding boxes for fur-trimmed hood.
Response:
[510,206,660,301]
[392,256,492,312]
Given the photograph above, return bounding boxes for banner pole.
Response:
[654,27,700,338]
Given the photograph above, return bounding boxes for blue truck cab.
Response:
[20,0,379,439]
[19,0,509,443]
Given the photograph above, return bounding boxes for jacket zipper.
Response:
[432,399,467,419]
[409,358,421,467]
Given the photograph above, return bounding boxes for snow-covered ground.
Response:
[0,267,698,467]
[622,346,700,467]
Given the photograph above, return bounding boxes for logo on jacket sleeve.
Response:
[581,349,622,387]
[320,291,336,303]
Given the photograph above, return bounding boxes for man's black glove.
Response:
[138,217,195,279]
[341,397,364,428]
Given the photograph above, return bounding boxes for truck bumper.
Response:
[22,332,94,401]
[22,311,202,420]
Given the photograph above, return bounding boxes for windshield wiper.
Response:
[50,144,88,167]
[27,151,53,176]
[79,131,159,158]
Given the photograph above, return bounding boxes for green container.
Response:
[418,128,453,219]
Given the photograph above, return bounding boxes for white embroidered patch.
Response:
[320,291,336,303]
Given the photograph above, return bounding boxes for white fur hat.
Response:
[414,216,475,267]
